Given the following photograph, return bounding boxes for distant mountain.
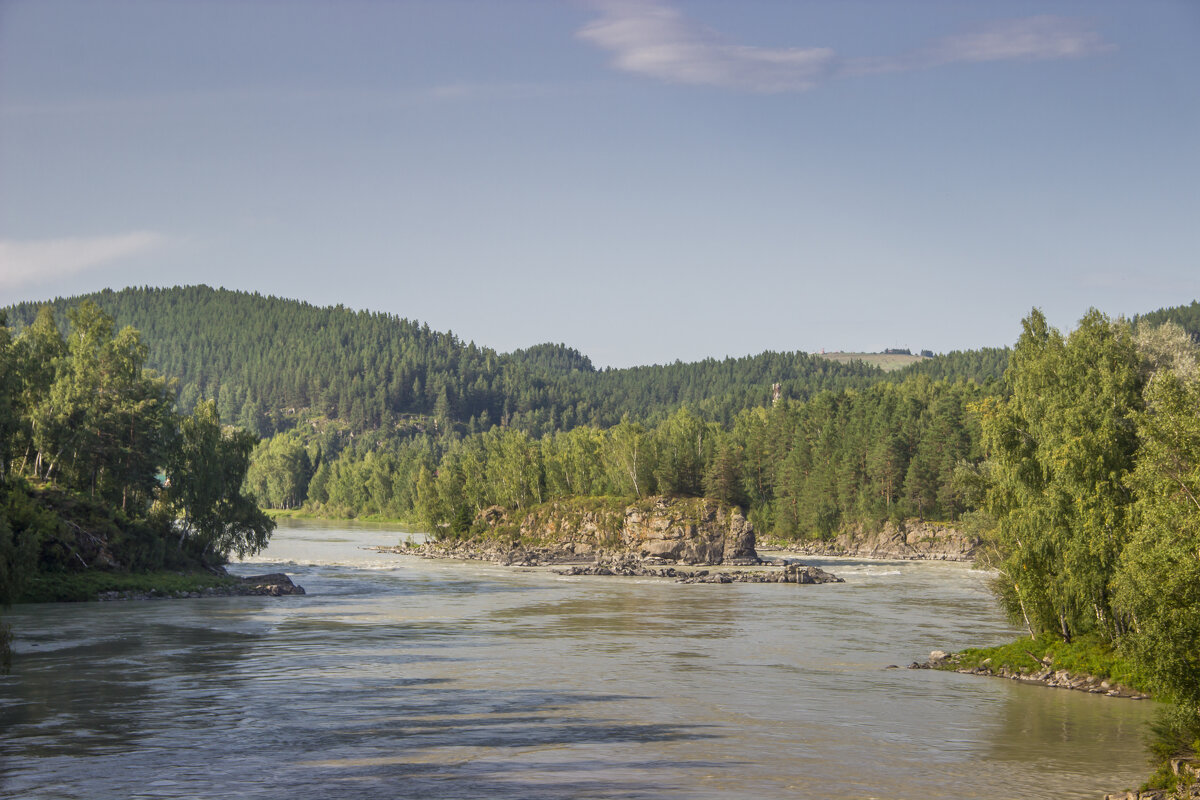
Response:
[3,285,886,436]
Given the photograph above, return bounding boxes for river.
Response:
[0,519,1156,799]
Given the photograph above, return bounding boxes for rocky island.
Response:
[382,496,843,584]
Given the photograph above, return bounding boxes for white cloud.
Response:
[577,1,835,93]
[0,231,168,290]
[928,16,1112,64]
[579,2,1112,91]
[849,15,1114,75]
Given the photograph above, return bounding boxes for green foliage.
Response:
[1135,300,1200,342]
[765,378,984,540]
[980,309,1142,642]
[975,305,1200,790]
[283,375,987,548]
[651,407,712,497]
[1114,370,1200,705]
[703,435,747,508]
[2,285,888,438]
[892,347,1010,384]
[1136,322,1199,381]
[244,432,315,509]
[945,633,1147,692]
[3,287,999,550]
[506,342,595,374]
[3,483,59,577]
[1143,704,1200,791]
[0,304,274,618]
[0,320,21,484]
[166,400,274,562]
[10,301,178,515]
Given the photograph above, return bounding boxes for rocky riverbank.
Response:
[908,649,1150,699]
[97,572,305,601]
[1105,780,1200,800]
[384,541,844,584]
[554,559,844,585]
[764,520,979,561]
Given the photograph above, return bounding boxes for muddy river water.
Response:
[0,519,1156,799]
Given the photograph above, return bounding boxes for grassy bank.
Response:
[16,570,241,603]
[937,633,1151,693]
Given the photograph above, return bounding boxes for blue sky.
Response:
[1,1,1197,367]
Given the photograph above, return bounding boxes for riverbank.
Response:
[910,649,1151,700]
[762,520,979,562]
[909,634,1151,699]
[554,560,844,584]
[1104,778,1200,800]
[17,569,305,603]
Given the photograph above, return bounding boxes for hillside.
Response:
[12,288,1189,443]
[3,285,885,436]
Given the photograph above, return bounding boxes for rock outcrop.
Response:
[404,496,761,567]
[235,573,306,596]
[771,520,979,561]
[620,497,758,565]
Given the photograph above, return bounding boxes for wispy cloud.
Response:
[847,15,1115,76]
[577,1,835,92]
[0,231,168,290]
[579,2,1112,92]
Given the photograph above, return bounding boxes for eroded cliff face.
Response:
[463,496,759,566]
[620,497,758,565]
[776,520,978,561]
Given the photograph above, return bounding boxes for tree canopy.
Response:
[0,302,274,596]
[977,307,1200,723]
[2,285,890,438]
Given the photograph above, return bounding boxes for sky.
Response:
[1,0,1197,368]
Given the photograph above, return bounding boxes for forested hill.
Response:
[506,342,595,374]
[3,285,886,435]
[891,347,1010,384]
[1134,300,1200,340]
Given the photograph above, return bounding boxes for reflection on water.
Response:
[0,520,1156,799]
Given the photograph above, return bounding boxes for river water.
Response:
[1,520,1156,799]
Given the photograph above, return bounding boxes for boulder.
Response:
[238,573,306,596]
